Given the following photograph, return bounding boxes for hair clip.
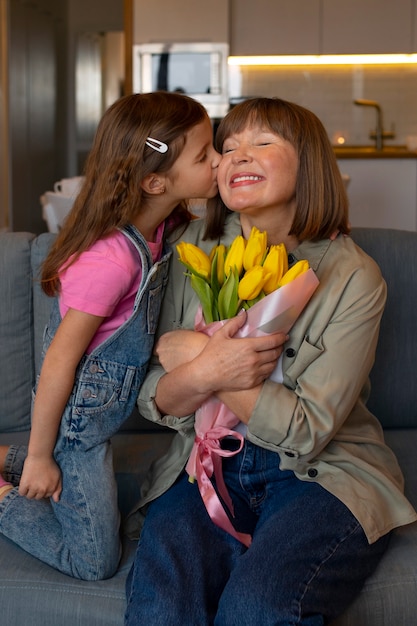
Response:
[145,137,168,154]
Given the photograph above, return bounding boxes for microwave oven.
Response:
[132,42,229,119]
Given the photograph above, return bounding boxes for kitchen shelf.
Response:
[333,145,417,159]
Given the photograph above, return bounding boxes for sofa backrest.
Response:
[351,228,417,429]
[1,228,416,434]
[0,232,56,433]
[1,232,36,432]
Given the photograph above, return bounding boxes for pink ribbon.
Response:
[188,424,252,547]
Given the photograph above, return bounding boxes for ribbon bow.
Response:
[187,419,252,547]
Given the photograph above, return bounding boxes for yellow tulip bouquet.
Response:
[176,225,318,336]
[176,227,320,547]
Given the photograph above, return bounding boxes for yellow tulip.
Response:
[279,260,310,287]
[176,242,211,279]
[209,244,218,263]
[262,243,288,294]
[210,244,226,285]
[224,236,246,277]
[243,227,267,271]
[238,265,272,301]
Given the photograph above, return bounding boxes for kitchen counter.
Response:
[336,156,417,231]
[333,145,417,159]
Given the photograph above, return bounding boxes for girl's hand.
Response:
[19,455,62,502]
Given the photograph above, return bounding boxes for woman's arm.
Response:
[154,313,286,418]
[247,260,387,455]
[19,309,104,501]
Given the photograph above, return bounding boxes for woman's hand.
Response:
[155,330,208,372]
[194,314,286,393]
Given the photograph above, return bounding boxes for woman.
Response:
[125,98,417,624]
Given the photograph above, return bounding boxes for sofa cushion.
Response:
[0,232,36,432]
[0,534,136,626]
[332,428,417,625]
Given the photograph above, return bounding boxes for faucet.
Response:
[353,99,395,150]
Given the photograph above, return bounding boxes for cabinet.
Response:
[132,0,229,44]
[131,0,417,56]
[229,0,416,56]
[321,0,414,54]
[230,0,320,55]
[337,159,417,231]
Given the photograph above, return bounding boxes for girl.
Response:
[125,98,417,624]
[0,91,220,580]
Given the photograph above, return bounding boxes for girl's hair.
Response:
[204,97,350,241]
[42,91,208,296]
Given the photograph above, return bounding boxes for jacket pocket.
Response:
[285,336,323,382]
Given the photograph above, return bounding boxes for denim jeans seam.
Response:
[294,518,362,623]
[4,444,20,483]
[0,487,19,518]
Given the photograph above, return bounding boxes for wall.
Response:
[0,0,10,230]
[230,62,417,147]
[1,0,123,234]
[6,0,66,233]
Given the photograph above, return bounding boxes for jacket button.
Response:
[308,468,318,478]
[285,348,296,358]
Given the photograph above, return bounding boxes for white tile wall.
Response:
[229,63,417,146]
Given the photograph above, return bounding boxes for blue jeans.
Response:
[1,442,121,580]
[125,441,390,625]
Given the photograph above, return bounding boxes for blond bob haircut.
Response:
[204,97,350,242]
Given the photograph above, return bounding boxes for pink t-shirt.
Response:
[59,226,164,353]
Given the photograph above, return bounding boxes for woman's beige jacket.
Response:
[126,212,417,543]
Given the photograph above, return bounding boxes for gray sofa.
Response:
[0,228,416,625]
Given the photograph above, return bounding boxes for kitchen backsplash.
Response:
[229,63,417,146]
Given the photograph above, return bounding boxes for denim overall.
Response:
[0,224,171,580]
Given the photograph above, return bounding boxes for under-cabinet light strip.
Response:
[228,54,417,66]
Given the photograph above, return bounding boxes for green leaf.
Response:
[210,250,220,302]
[190,274,215,324]
[218,267,240,319]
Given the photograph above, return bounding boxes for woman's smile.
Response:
[229,173,265,187]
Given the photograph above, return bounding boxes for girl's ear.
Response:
[141,174,166,195]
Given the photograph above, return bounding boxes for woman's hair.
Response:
[42,91,208,295]
[204,97,350,241]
